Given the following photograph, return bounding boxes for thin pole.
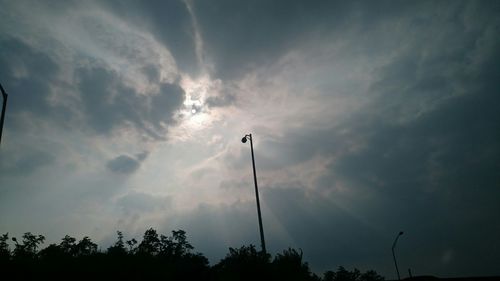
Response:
[392,232,403,281]
[0,83,8,145]
[249,134,267,254]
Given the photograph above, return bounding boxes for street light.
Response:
[241,133,267,254]
[392,231,404,280]
[0,83,8,145]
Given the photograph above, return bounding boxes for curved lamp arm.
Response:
[0,83,8,145]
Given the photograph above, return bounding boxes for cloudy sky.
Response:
[1,0,499,277]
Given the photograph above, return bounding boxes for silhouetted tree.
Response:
[212,245,271,281]
[360,270,385,281]
[323,266,384,281]
[39,243,65,260]
[172,230,194,254]
[272,248,317,281]
[0,233,10,262]
[138,228,160,256]
[107,231,127,256]
[74,236,97,257]
[115,231,124,248]
[324,270,337,281]
[337,266,361,281]
[126,238,138,253]
[60,235,77,256]
[158,229,194,258]
[12,232,45,260]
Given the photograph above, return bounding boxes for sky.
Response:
[1,0,499,278]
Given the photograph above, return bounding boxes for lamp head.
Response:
[241,137,247,143]
[399,231,404,235]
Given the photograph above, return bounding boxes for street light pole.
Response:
[0,83,8,145]
[242,133,267,254]
[392,231,404,281]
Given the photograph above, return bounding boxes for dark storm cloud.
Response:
[189,0,443,80]
[205,95,234,108]
[0,37,57,115]
[255,131,329,171]
[141,64,161,83]
[77,67,136,135]
[101,0,199,76]
[205,1,499,274]
[76,66,185,138]
[168,201,264,264]
[106,153,149,174]
[318,91,500,274]
[116,191,170,213]
[190,0,500,82]
[107,155,141,174]
[150,83,186,126]
[0,146,55,176]
[332,0,500,201]
[166,186,383,273]
[242,0,500,199]
[136,0,198,76]
[205,90,236,108]
[234,1,500,275]
[0,36,185,139]
[190,0,351,79]
[0,36,74,129]
[262,186,381,271]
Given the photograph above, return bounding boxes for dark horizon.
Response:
[2,228,499,280]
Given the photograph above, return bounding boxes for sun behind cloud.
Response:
[175,75,220,130]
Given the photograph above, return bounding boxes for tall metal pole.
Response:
[0,83,8,145]
[392,231,404,281]
[245,134,267,254]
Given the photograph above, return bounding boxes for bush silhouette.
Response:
[324,266,385,281]
[212,245,272,280]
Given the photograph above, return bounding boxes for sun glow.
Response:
[168,75,227,142]
[177,75,215,128]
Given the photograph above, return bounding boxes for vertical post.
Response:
[249,134,267,254]
[392,231,404,281]
[0,83,8,145]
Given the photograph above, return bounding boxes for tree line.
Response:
[0,229,385,281]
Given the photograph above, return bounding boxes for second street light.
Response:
[242,133,267,254]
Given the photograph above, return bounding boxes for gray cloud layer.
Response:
[0,37,63,121]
